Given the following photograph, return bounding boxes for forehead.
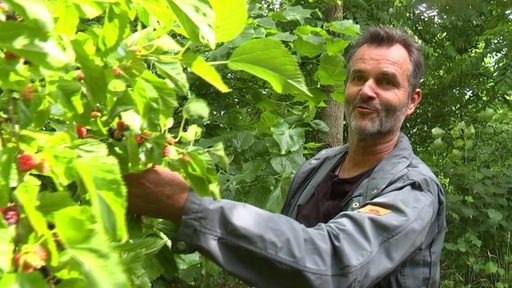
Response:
[349,44,410,76]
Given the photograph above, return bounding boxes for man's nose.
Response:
[359,79,377,99]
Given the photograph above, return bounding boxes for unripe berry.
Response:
[76,70,85,81]
[90,111,101,118]
[35,158,50,174]
[182,155,191,162]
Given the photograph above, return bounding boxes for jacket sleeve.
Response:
[173,180,439,288]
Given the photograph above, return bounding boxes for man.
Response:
[124,26,446,287]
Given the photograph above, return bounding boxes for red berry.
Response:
[135,134,144,145]
[166,137,175,145]
[163,144,170,157]
[90,111,101,118]
[182,155,191,161]
[76,125,87,138]
[116,120,127,131]
[17,153,38,172]
[2,205,18,225]
[20,85,34,101]
[113,66,120,76]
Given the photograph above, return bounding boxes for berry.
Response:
[20,84,34,101]
[76,125,87,138]
[135,134,144,145]
[163,144,170,157]
[116,120,127,131]
[182,155,191,162]
[14,245,49,272]
[135,131,151,145]
[76,70,84,81]
[2,205,18,225]
[113,66,120,76]
[35,158,50,174]
[17,153,38,172]
[90,111,101,118]
[166,137,176,145]
[4,51,19,61]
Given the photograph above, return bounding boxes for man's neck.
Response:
[339,132,400,178]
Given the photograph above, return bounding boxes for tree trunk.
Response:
[321,2,345,147]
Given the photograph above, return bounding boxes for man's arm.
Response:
[173,183,439,288]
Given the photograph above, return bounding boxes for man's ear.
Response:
[406,89,422,116]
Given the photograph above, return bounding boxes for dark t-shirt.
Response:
[297,157,375,227]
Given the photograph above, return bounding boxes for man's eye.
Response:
[380,78,395,87]
[351,75,364,82]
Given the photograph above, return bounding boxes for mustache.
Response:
[351,98,381,111]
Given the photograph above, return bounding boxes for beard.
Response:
[345,97,409,137]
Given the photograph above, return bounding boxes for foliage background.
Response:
[0,0,511,287]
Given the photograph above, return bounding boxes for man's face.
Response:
[344,44,420,137]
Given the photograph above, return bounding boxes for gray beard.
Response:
[345,99,408,137]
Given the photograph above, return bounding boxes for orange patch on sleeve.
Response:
[357,205,391,216]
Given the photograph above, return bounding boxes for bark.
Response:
[320,2,345,147]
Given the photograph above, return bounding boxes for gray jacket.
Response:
[174,133,446,287]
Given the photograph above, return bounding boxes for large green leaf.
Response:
[181,53,231,93]
[228,38,312,96]
[210,0,247,43]
[314,54,346,85]
[75,156,127,242]
[167,0,216,49]
[54,206,129,288]
[0,21,72,69]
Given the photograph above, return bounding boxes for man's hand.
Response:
[123,166,190,223]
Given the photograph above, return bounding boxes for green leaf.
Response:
[168,0,216,49]
[71,38,107,105]
[270,156,293,174]
[14,177,60,266]
[75,156,127,242]
[0,21,72,69]
[153,60,189,95]
[54,207,129,288]
[232,131,255,152]
[183,97,210,119]
[228,38,312,96]
[209,142,230,170]
[98,5,130,54]
[314,54,346,85]
[181,53,231,93]
[135,0,175,27]
[210,0,247,42]
[0,227,14,272]
[293,34,325,57]
[325,20,361,36]
[282,6,312,24]
[431,127,446,138]
[271,119,305,154]
[486,209,503,222]
[6,0,54,31]
[178,146,220,199]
